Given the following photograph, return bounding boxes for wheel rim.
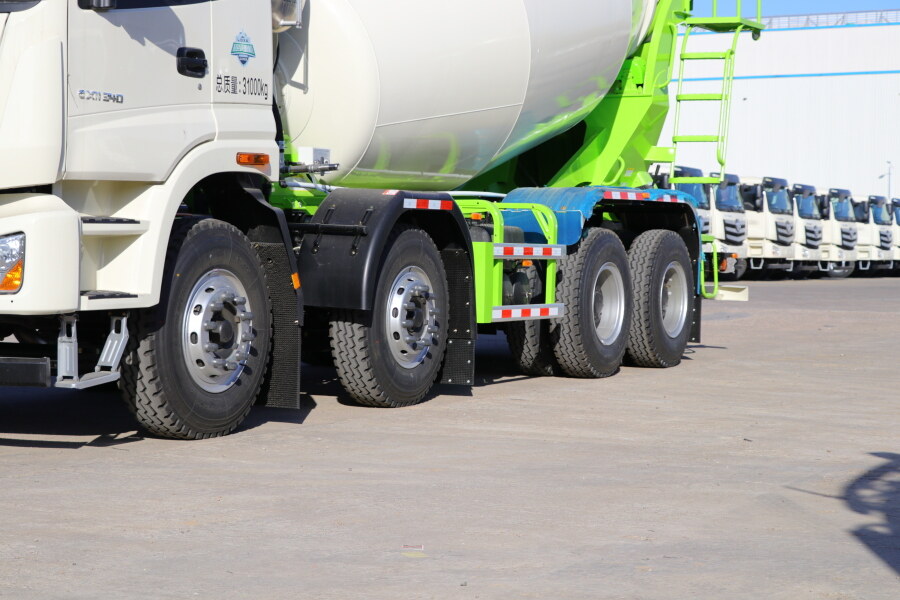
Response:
[660,261,689,338]
[590,262,626,345]
[385,265,438,369]
[181,269,256,393]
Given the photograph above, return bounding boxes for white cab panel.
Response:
[0,0,65,189]
[66,0,214,182]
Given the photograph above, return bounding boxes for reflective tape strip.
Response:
[603,190,650,200]
[403,198,455,211]
[491,304,564,321]
[656,195,682,203]
[493,244,565,259]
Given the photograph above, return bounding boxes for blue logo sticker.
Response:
[230,31,256,66]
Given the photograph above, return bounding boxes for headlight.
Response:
[0,233,25,294]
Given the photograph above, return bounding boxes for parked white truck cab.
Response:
[706,172,749,279]
[740,176,795,277]
[818,188,858,279]
[854,196,894,274]
[892,199,900,269]
[787,184,825,277]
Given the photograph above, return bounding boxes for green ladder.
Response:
[667,2,764,186]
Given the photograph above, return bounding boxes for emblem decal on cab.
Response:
[230,31,256,66]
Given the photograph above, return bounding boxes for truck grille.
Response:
[804,224,822,249]
[775,220,794,246]
[699,216,710,235]
[880,229,893,250]
[840,225,857,250]
[723,217,746,246]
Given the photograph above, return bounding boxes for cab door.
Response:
[66,0,215,182]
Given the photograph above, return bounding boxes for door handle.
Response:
[177,47,207,78]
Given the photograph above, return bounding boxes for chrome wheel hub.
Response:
[590,262,626,346]
[660,261,688,338]
[385,266,439,369]
[182,269,256,393]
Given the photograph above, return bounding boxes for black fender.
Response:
[296,189,472,311]
[294,189,476,385]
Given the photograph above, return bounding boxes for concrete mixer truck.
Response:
[0,0,761,438]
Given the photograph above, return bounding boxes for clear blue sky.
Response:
[693,0,900,17]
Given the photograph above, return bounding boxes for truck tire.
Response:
[626,229,694,368]
[329,226,448,407]
[506,267,557,376]
[120,218,273,439]
[552,228,632,378]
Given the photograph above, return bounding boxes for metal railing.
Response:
[710,0,762,21]
[762,10,900,30]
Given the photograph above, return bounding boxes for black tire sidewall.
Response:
[153,222,272,433]
[367,229,449,402]
[642,233,694,364]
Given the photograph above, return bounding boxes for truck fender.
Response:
[294,189,476,385]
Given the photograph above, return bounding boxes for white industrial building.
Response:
[663,10,900,198]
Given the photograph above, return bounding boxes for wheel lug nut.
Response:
[233,296,247,306]
[238,311,254,322]
[233,350,249,361]
[210,302,224,311]
[203,321,219,331]
[241,331,256,342]
[224,361,239,371]
[401,319,414,328]
[211,359,227,369]
[204,343,220,352]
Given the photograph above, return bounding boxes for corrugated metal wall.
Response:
[662,15,900,197]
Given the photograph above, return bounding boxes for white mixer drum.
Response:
[275,0,657,190]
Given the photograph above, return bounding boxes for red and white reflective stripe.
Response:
[493,244,565,258]
[491,304,563,321]
[604,190,650,200]
[403,198,455,211]
[656,195,682,203]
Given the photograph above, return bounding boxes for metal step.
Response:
[81,216,149,237]
[683,17,765,33]
[493,243,565,260]
[81,290,138,300]
[676,93,724,102]
[681,51,729,60]
[670,176,722,185]
[492,303,564,322]
[673,135,720,143]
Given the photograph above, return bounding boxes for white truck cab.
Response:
[740,176,795,277]
[817,188,858,278]
[855,195,894,273]
[787,184,824,276]
[706,172,749,278]
[892,199,900,269]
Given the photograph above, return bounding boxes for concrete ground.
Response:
[0,278,899,599]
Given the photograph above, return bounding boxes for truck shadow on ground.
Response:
[0,384,317,448]
[843,452,900,576]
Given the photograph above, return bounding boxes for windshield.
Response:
[853,202,869,224]
[0,1,42,12]
[872,203,892,226]
[716,185,743,212]
[765,188,792,215]
[674,183,710,210]
[895,205,900,226]
[796,195,821,220]
[832,199,855,222]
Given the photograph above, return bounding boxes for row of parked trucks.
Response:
[667,168,900,280]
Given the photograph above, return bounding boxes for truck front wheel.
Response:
[552,228,632,378]
[329,226,449,407]
[626,229,693,368]
[120,218,273,439]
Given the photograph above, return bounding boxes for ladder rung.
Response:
[673,135,720,143]
[671,176,721,185]
[676,93,723,102]
[681,52,729,60]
